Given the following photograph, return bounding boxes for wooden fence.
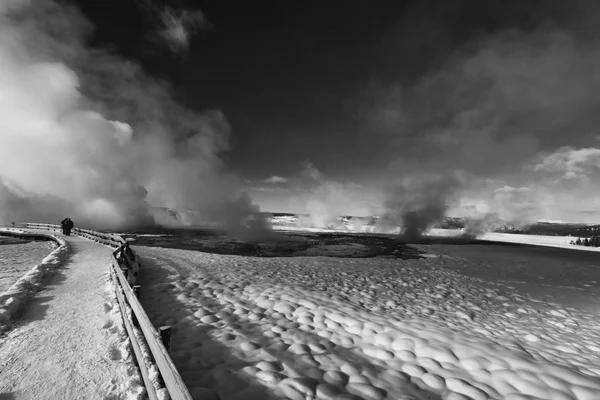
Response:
[23,222,126,248]
[16,222,193,400]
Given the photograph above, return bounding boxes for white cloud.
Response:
[493,185,532,195]
[263,176,288,184]
[252,186,290,193]
[533,146,600,179]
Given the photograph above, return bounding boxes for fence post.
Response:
[133,285,141,299]
[160,326,171,352]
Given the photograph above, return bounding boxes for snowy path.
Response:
[0,232,143,400]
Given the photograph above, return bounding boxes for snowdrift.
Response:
[0,228,68,323]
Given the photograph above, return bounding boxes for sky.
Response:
[75,0,600,222]
[2,0,600,228]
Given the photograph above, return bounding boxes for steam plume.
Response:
[376,174,461,240]
[366,2,600,230]
[0,0,267,234]
[295,161,369,229]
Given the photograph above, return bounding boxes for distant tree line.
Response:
[570,235,600,247]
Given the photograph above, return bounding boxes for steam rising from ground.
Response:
[295,161,371,229]
[0,0,267,234]
[370,3,600,232]
[376,174,461,239]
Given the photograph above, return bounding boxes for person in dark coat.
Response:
[61,218,68,234]
[65,218,74,235]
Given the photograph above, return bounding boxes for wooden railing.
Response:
[17,222,192,400]
[23,223,126,248]
[110,255,192,400]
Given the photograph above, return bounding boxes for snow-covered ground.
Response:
[0,229,68,323]
[0,236,57,294]
[427,228,600,252]
[479,232,600,251]
[4,223,599,399]
[136,240,600,400]
[0,230,144,399]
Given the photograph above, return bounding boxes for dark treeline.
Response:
[571,235,600,247]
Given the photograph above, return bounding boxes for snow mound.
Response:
[0,229,68,324]
[139,247,600,400]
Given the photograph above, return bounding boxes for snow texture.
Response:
[0,235,57,294]
[137,243,600,400]
[0,230,144,399]
[0,228,67,324]
[116,283,169,400]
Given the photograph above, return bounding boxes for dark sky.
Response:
[75,0,401,179]
[72,0,573,178]
[66,0,600,220]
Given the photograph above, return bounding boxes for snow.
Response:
[0,235,58,294]
[479,232,600,252]
[274,226,600,252]
[0,229,67,323]
[430,228,600,252]
[3,223,600,399]
[136,244,600,400]
[120,287,170,400]
[0,230,144,399]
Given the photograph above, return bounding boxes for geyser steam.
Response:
[0,0,267,233]
[376,174,460,240]
[367,2,600,232]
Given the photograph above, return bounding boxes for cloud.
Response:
[0,0,267,235]
[252,186,290,193]
[533,146,600,179]
[361,4,600,226]
[141,0,210,55]
[263,176,288,184]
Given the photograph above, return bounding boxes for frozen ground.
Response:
[136,238,600,400]
[123,229,423,259]
[0,230,144,399]
[0,237,57,294]
[415,238,600,313]
[428,229,600,252]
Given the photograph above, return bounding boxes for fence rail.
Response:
[110,258,192,400]
[21,223,126,248]
[13,222,192,400]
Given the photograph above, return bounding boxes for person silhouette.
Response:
[65,218,74,235]
[60,218,68,234]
